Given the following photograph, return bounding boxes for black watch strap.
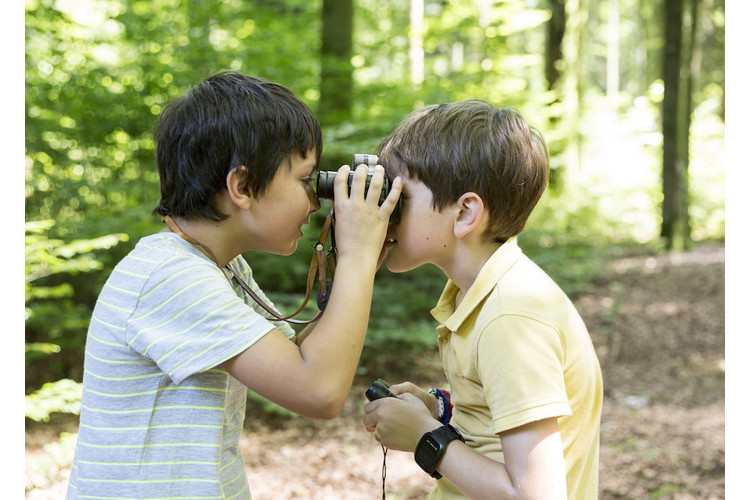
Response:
[414,424,465,479]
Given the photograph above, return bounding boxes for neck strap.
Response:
[161,213,336,325]
[162,215,221,264]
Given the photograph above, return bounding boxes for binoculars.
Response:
[316,154,402,222]
[365,378,397,401]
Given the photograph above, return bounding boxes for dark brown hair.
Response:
[377,100,548,242]
[153,72,322,221]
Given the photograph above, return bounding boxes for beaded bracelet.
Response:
[428,388,453,425]
[428,388,443,420]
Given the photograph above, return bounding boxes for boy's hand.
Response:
[363,393,439,452]
[332,164,402,266]
[388,382,440,420]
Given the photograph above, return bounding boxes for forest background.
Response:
[22,0,733,498]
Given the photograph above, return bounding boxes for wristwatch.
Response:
[414,424,465,479]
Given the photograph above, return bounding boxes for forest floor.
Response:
[26,242,726,499]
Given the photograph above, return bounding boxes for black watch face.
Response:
[416,435,441,470]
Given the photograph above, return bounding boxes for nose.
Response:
[306,183,321,213]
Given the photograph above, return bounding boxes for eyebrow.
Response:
[289,154,317,175]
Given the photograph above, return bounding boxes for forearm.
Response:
[295,255,378,402]
[222,256,378,419]
[365,399,566,500]
[294,161,399,398]
[436,419,567,500]
[435,442,516,500]
[365,409,518,499]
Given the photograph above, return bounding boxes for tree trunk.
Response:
[544,0,566,189]
[319,0,353,126]
[560,0,587,174]
[661,0,693,250]
[545,0,566,92]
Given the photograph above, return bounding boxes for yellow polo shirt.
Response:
[428,238,602,499]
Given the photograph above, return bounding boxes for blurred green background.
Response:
[25,0,724,421]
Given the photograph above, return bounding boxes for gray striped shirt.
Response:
[66,233,295,499]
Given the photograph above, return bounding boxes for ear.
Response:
[226,166,253,210]
[453,192,485,239]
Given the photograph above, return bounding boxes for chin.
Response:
[269,240,299,256]
[385,256,414,274]
[282,244,299,256]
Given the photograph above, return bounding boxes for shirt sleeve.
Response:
[477,314,572,434]
[125,256,278,385]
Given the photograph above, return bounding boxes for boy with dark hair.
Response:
[363,100,602,499]
[66,71,401,500]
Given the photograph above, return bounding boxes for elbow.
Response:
[311,395,347,421]
[300,403,344,421]
[312,405,343,421]
[303,386,348,420]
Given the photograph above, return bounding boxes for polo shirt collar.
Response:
[430,237,522,338]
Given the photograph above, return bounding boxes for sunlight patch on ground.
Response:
[608,243,725,274]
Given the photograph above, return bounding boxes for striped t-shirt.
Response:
[66,232,295,500]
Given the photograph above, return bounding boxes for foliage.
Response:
[26,220,129,284]
[25,0,724,415]
[25,220,128,389]
[25,379,83,422]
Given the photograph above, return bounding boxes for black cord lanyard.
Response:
[380,444,388,500]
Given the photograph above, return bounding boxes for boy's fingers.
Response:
[363,411,377,431]
[364,165,386,206]
[363,400,374,414]
[379,176,402,216]
[398,393,421,404]
[388,381,415,395]
[348,164,369,200]
[333,165,352,202]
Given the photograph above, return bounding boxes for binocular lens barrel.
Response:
[314,170,338,201]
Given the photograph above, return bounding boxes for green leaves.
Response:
[25,220,129,387]
[25,379,83,422]
[25,220,128,284]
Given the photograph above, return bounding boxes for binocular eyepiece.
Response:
[316,154,402,222]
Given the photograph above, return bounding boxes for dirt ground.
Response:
[25,243,725,499]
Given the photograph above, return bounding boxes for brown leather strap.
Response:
[229,266,323,325]
[162,215,222,265]
[162,213,336,325]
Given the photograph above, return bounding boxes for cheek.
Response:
[283,188,313,217]
[397,216,436,251]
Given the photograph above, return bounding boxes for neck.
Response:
[443,240,502,306]
[162,215,237,268]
